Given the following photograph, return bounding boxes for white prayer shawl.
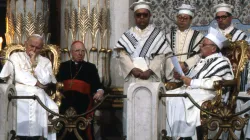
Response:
[115,24,170,59]
[115,24,172,81]
[165,28,204,81]
[165,53,234,137]
[217,24,249,91]
[0,52,58,139]
[217,24,248,42]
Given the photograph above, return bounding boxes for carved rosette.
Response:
[5,0,50,46]
[62,0,111,87]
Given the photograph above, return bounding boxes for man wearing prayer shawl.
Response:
[56,41,104,140]
[0,34,58,140]
[165,27,234,139]
[114,0,172,136]
[165,4,204,82]
[213,3,249,91]
[213,3,250,139]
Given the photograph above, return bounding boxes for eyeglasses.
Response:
[135,13,149,18]
[199,43,216,48]
[177,15,190,21]
[215,15,230,20]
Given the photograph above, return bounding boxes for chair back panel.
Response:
[221,40,249,79]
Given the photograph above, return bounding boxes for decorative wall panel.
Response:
[147,0,250,35]
[5,0,50,45]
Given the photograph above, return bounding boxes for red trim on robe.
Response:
[63,79,91,94]
[63,79,94,140]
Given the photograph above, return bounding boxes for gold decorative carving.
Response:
[25,12,36,37]
[200,40,249,139]
[50,107,92,140]
[35,13,45,36]
[5,0,50,45]
[15,13,23,44]
[70,9,77,41]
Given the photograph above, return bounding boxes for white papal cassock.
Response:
[0,52,58,139]
[165,53,234,137]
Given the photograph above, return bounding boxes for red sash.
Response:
[63,79,93,140]
[63,79,91,94]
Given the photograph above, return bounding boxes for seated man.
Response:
[56,41,104,140]
[165,27,234,139]
[0,34,58,140]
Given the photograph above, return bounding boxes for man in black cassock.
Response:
[56,41,104,140]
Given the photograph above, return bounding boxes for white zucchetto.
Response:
[205,27,228,49]
[177,4,195,17]
[213,3,234,14]
[130,0,152,13]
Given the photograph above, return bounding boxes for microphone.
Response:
[160,51,199,83]
[0,57,16,85]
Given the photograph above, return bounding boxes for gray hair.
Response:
[27,34,44,46]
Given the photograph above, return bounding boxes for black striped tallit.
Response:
[170,29,177,52]
[229,27,248,41]
[187,30,201,58]
[204,60,231,78]
[139,28,161,57]
[192,58,219,79]
[190,57,232,79]
[124,31,138,47]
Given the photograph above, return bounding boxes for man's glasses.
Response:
[177,15,190,21]
[199,43,216,48]
[215,15,230,21]
[135,13,149,18]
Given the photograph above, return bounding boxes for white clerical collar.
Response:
[177,27,191,33]
[218,24,234,35]
[72,60,84,65]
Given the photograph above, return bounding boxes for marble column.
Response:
[5,0,50,45]
[109,0,131,88]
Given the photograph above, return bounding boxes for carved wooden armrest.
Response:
[164,82,183,90]
[211,79,237,107]
[51,82,64,106]
[213,79,237,89]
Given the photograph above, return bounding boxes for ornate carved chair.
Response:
[0,44,62,105]
[200,40,249,139]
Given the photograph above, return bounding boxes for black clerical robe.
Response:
[56,60,102,140]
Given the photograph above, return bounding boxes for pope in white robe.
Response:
[165,27,234,138]
[0,34,58,140]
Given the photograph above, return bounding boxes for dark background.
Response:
[0,0,61,48]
